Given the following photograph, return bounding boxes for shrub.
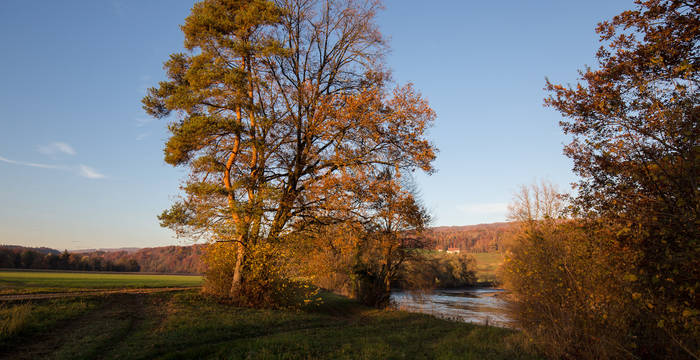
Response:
[502,220,638,359]
[202,242,320,309]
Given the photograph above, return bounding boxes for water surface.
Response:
[391,288,513,328]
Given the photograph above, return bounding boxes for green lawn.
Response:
[0,270,203,295]
[0,290,539,360]
[471,252,505,283]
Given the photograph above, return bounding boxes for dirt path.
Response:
[0,287,197,301]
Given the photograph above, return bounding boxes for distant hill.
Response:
[70,247,141,253]
[0,244,205,274]
[88,245,206,274]
[0,245,61,255]
[424,222,514,253]
[0,245,137,272]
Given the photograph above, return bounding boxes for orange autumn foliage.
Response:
[144,0,436,307]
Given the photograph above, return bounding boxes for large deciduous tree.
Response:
[546,0,698,357]
[143,0,436,305]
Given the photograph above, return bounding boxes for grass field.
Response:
[0,290,539,359]
[0,270,540,359]
[0,270,203,295]
[471,252,505,283]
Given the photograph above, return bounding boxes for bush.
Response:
[502,220,638,359]
[201,242,238,297]
[202,242,319,309]
[351,262,393,308]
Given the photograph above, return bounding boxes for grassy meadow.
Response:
[0,270,203,295]
[470,253,505,283]
[0,289,539,360]
[0,265,539,358]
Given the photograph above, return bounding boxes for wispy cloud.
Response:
[1,155,106,179]
[78,165,106,179]
[37,142,76,156]
[456,202,508,214]
[0,155,65,169]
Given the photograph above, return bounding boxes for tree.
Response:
[349,169,431,307]
[506,180,566,223]
[143,0,436,305]
[545,0,699,357]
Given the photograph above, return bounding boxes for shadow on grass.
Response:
[0,290,540,360]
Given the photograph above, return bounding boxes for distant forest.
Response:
[0,244,206,274]
[427,223,513,253]
[1,224,509,274]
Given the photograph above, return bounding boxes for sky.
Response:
[0,0,631,250]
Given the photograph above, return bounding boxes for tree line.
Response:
[0,245,206,274]
[1,236,485,281]
[0,247,140,272]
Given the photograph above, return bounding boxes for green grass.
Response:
[471,252,505,283]
[0,270,203,295]
[0,297,98,348]
[0,290,540,360]
[0,303,31,337]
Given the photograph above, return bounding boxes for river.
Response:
[390,288,514,328]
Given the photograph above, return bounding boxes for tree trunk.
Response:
[229,241,246,299]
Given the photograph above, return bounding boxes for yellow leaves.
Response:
[650,54,664,66]
[500,218,648,356]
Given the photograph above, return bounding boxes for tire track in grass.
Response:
[0,287,198,302]
[60,293,148,360]
[0,292,184,360]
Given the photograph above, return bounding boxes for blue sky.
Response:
[0,0,630,250]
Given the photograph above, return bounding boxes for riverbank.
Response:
[0,289,539,359]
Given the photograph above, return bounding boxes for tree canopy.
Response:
[143,0,436,305]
